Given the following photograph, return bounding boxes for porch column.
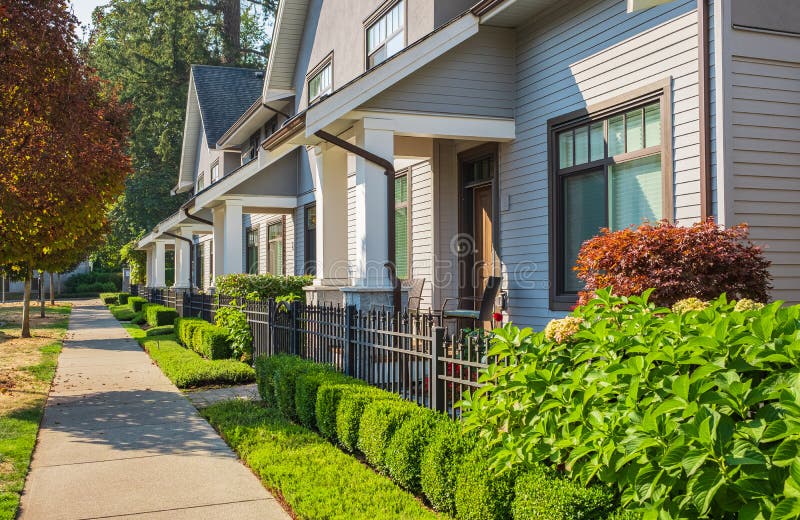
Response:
[173,227,193,289]
[313,145,349,284]
[145,247,154,288]
[212,199,244,282]
[152,240,167,288]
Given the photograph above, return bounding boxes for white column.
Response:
[212,199,244,281]
[173,227,193,289]
[352,118,394,288]
[145,248,154,288]
[152,240,167,288]
[311,145,349,285]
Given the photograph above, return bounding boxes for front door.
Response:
[472,184,494,300]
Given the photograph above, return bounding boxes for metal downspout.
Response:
[314,130,402,312]
[698,0,713,220]
[183,206,214,227]
[161,231,194,292]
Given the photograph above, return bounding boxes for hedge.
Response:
[142,303,178,327]
[215,273,313,301]
[190,323,232,360]
[357,399,419,471]
[385,408,447,493]
[511,467,617,520]
[64,271,122,293]
[295,370,363,429]
[175,317,206,347]
[335,386,398,452]
[100,292,118,305]
[254,354,309,407]
[109,305,136,321]
[127,296,147,312]
[454,449,518,520]
[117,293,131,305]
[420,420,476,515]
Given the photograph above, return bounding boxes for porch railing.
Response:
[132,285,492,418]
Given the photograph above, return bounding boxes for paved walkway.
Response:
[18,301,289,520]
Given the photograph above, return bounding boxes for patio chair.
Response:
[440,276,502,324]
[404,278,426,313]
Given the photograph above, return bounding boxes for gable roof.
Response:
[192,65,265,145]
[262,0,311,101]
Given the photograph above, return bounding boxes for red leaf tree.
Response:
[574,220,772,307]
[0,0,131,336]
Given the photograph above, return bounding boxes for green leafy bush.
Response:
[142,303,178,327]
[454,449,517,520]
[215,273,313,301]
[75,281,116,294]
[420,420,476,515]
[255,354,307,407]
[294,370,363,429]
[358,399,419,471]
[190,323,232,360]
[131,312,146,325]
[462,288,800,518]
[335,386,398,452]
[273,358,328,421]
[385,408,447,493]
[315,383,358,441]
[117,292,131,305]
[145,325,174,337]
[127,296,147,312]
[511,467,617,520]
[110,305,136,321]
[64,271,122,293]
[201,400,438,520]
[175,317,207,347]
[100,292,118,305]
[214,303,253,362]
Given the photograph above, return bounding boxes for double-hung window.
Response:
[267,220,284,275]
[304,204,317,276]
[394,171,410,280]
[308,59,332,103]
[246,227,259,274]
[550,86,670,308]
[210,161,220,183]
[366,1,405,69]
[242,131,260,165]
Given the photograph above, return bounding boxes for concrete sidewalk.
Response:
[18,300,289,520]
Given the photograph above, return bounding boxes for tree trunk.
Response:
[220,0,241,64]
[40,272,45,318]
[49,272,55,305]
[21,269,31,338]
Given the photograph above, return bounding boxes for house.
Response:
[139,0,799,329]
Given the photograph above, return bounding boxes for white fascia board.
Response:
[264,89,295,104]
[349,110,516,141]
[217,105,270,149]
[305,14,480,136]
[136,232,159,249]
[627,0,674,12]
[222,195,299,212]
[177,77,201,190]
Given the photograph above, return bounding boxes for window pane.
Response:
[644,103,661,148]
[386,31,403,58]
[608,115,625,156]
[574,125,589,166]
[563,171,606,293]
[558,131,574,168]
[395,175,407,204]
[589,122,604,162]
[626,109,643,153]
[609,154,663,230]
[395,206,409,279]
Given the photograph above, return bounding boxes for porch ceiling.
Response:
[342,110,516,142]
[136,208,213,250]
[475,0,561,28]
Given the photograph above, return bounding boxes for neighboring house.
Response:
[139,0,799,329]
[3,261,91,296]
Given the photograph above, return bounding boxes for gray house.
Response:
[140,0,799,329]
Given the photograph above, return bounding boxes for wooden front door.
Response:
[472,184,494,300]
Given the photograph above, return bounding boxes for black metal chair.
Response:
[440,276,502,324]
[404,278,426,313]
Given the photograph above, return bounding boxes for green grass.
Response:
[122,323,254,388]
[144,325,174,337]
[201,400,440,520]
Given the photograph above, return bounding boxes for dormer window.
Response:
[210,161,220,183]
[241,130,260,165]
[308,59,333,103]
[366,1,404,69]
[197,171,206,192]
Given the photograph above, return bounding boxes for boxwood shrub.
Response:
[420,420,477,515]
[335,386,398,452]
[190,323,232,360]
[315,383,358,441]
[358,399,419,471]
[273,358,329,421]
[127,296,147,312]
[142,303,178,327]
[511,467,617,520]
[454,449,517,520]
[255,354,311,408]
[175,317,207,347]
[110,305,136,321]
[295,370,364,429]
[100,292,118,305]
[117,292,131,305]
[385,408,447,493]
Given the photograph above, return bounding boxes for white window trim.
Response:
[366,0,405,69]
[308,57,333,104]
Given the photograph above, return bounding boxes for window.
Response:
[242,131,260,165]
[308,60,332,103]
[209,239,214,285]
[210,161,220,183]
[246,227,259,274]
[196,171,206,192]
[304,204,317,276]
[194,241,203,289]
[366,1,405,68]
[267,220,284,275]
[550,91,669,308]
[394,171,410,280]
[264,116,278,139]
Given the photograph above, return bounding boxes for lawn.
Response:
[0,303,71,520]
[121,322,255,388]
[202,400,440,520]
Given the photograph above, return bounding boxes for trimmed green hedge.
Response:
[117,292,131,305]
[357,399,419,472]
[255,354,307,407]
[100,292,118,305]
[190,323,232,360]
[454,449,517,520]
[145,325,174,337]
[175,317,206,347]
[215,273,313,301]
[386,408,447,493]
[512,467,617,520]
[420,420,476,515]
[127,296,147,312]
[335,386,397,452]
[110,305,136,322]
[142,303,178,327]
[295,370,363,429]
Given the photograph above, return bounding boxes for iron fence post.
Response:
[431,327,445,412]
[344,305,356,376]
[291,301,301,356]
[268,299,276,356]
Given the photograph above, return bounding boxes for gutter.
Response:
[471,0,508,16]
[314,130,402,312]
[160,231,194,291]
[183,205,214,227]
[262,112,307,151]
[698,0,712,220]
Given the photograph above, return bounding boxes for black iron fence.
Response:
[133,285,492,418]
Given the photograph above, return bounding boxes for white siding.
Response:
[409,160,435,309]
[248,212,297,276]
[500,0,700,328]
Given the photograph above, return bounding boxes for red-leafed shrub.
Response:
[574,220,771,306]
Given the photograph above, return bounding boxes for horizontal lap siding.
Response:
[248,212,296,276]
[501,0,700,329]
[410,160,434,309]
[731,55,800,304]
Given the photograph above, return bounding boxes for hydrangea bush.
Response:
[461,289,800,519]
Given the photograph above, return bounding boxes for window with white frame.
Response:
[196,171,206,192]
[308,60,332,103]
[210,161,220,183]
[366,1,404,68]
[241,130,260,165]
